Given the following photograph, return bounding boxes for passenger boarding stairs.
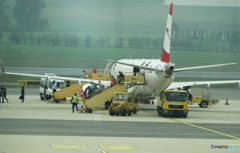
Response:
[81,75,146,113]
[53,84,81,100]
[83,84,127,111]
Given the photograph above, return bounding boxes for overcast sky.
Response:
[164,0,240,7]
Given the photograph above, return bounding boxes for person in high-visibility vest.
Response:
[71,94,79,113]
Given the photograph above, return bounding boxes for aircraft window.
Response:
[166,92,187,102]
[114,94,128,100]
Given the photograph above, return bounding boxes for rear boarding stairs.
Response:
[81,75,146,113]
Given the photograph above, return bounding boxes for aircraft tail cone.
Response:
[225,97,229,105]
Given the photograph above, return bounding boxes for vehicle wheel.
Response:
[157,107,162,116]
[200,101,208,108]
[133,107,137,114]
[40,93,43,100]
[128,110,132,116]
[89,109,93,113]
[121,109,126,116]
[161,108,165,117]
[116,113,119,116]
[55,100,59,103]
[152,101,154,105]
[184,115,187,118]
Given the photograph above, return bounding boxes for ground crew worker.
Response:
[111,75,116,84]
[98,80,103,93]
[178,93,187,101]
[21,86,25,102]
[66,81,71,87]
[133,67,139,76]
[110,76,115,87]
[92,66,97,73]
[4,87,8,102]
[118,71,124,83]
[0,85,4,103]
[43,84,47,101]
[83,70,87,78]
[71,94,79,113]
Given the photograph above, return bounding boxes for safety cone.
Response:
[225,97,229,105]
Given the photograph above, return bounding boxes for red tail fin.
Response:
[160,3,173,63]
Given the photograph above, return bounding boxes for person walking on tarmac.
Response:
[92,66,97,73]
[71,94,79,113]
[3,87,8,102]
[0,85,4,103]
[21,86,25,102]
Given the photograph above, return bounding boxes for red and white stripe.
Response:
[160,3,173,63]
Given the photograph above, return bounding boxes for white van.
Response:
[39,73,65,100]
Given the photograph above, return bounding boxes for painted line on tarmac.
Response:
[142,110,240,140]
[50,145,88,148]
[99,146,137,149]
[170,118,240,140]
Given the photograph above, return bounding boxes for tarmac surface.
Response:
[0,88,239,153]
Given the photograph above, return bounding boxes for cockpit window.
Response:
[114,94,128,100]
[165,92,187,102]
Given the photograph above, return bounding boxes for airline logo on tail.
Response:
[160,3,173,63]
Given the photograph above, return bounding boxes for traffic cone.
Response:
[225,97,229,105]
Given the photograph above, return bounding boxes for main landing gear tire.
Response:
[200,101,208,108]
[55,100,59,103]
[88,109,93,113]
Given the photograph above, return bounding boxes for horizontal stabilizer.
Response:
[106,59,163,72]
[168,80,240,90]
[174,63,237,72]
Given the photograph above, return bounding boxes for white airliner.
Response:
[1,3,239,102]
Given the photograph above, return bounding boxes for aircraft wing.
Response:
[174,63,236,72]
[168,80,240,89]
[1,58,109,84]
[106,59,163,72]
[3,72,110,84]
